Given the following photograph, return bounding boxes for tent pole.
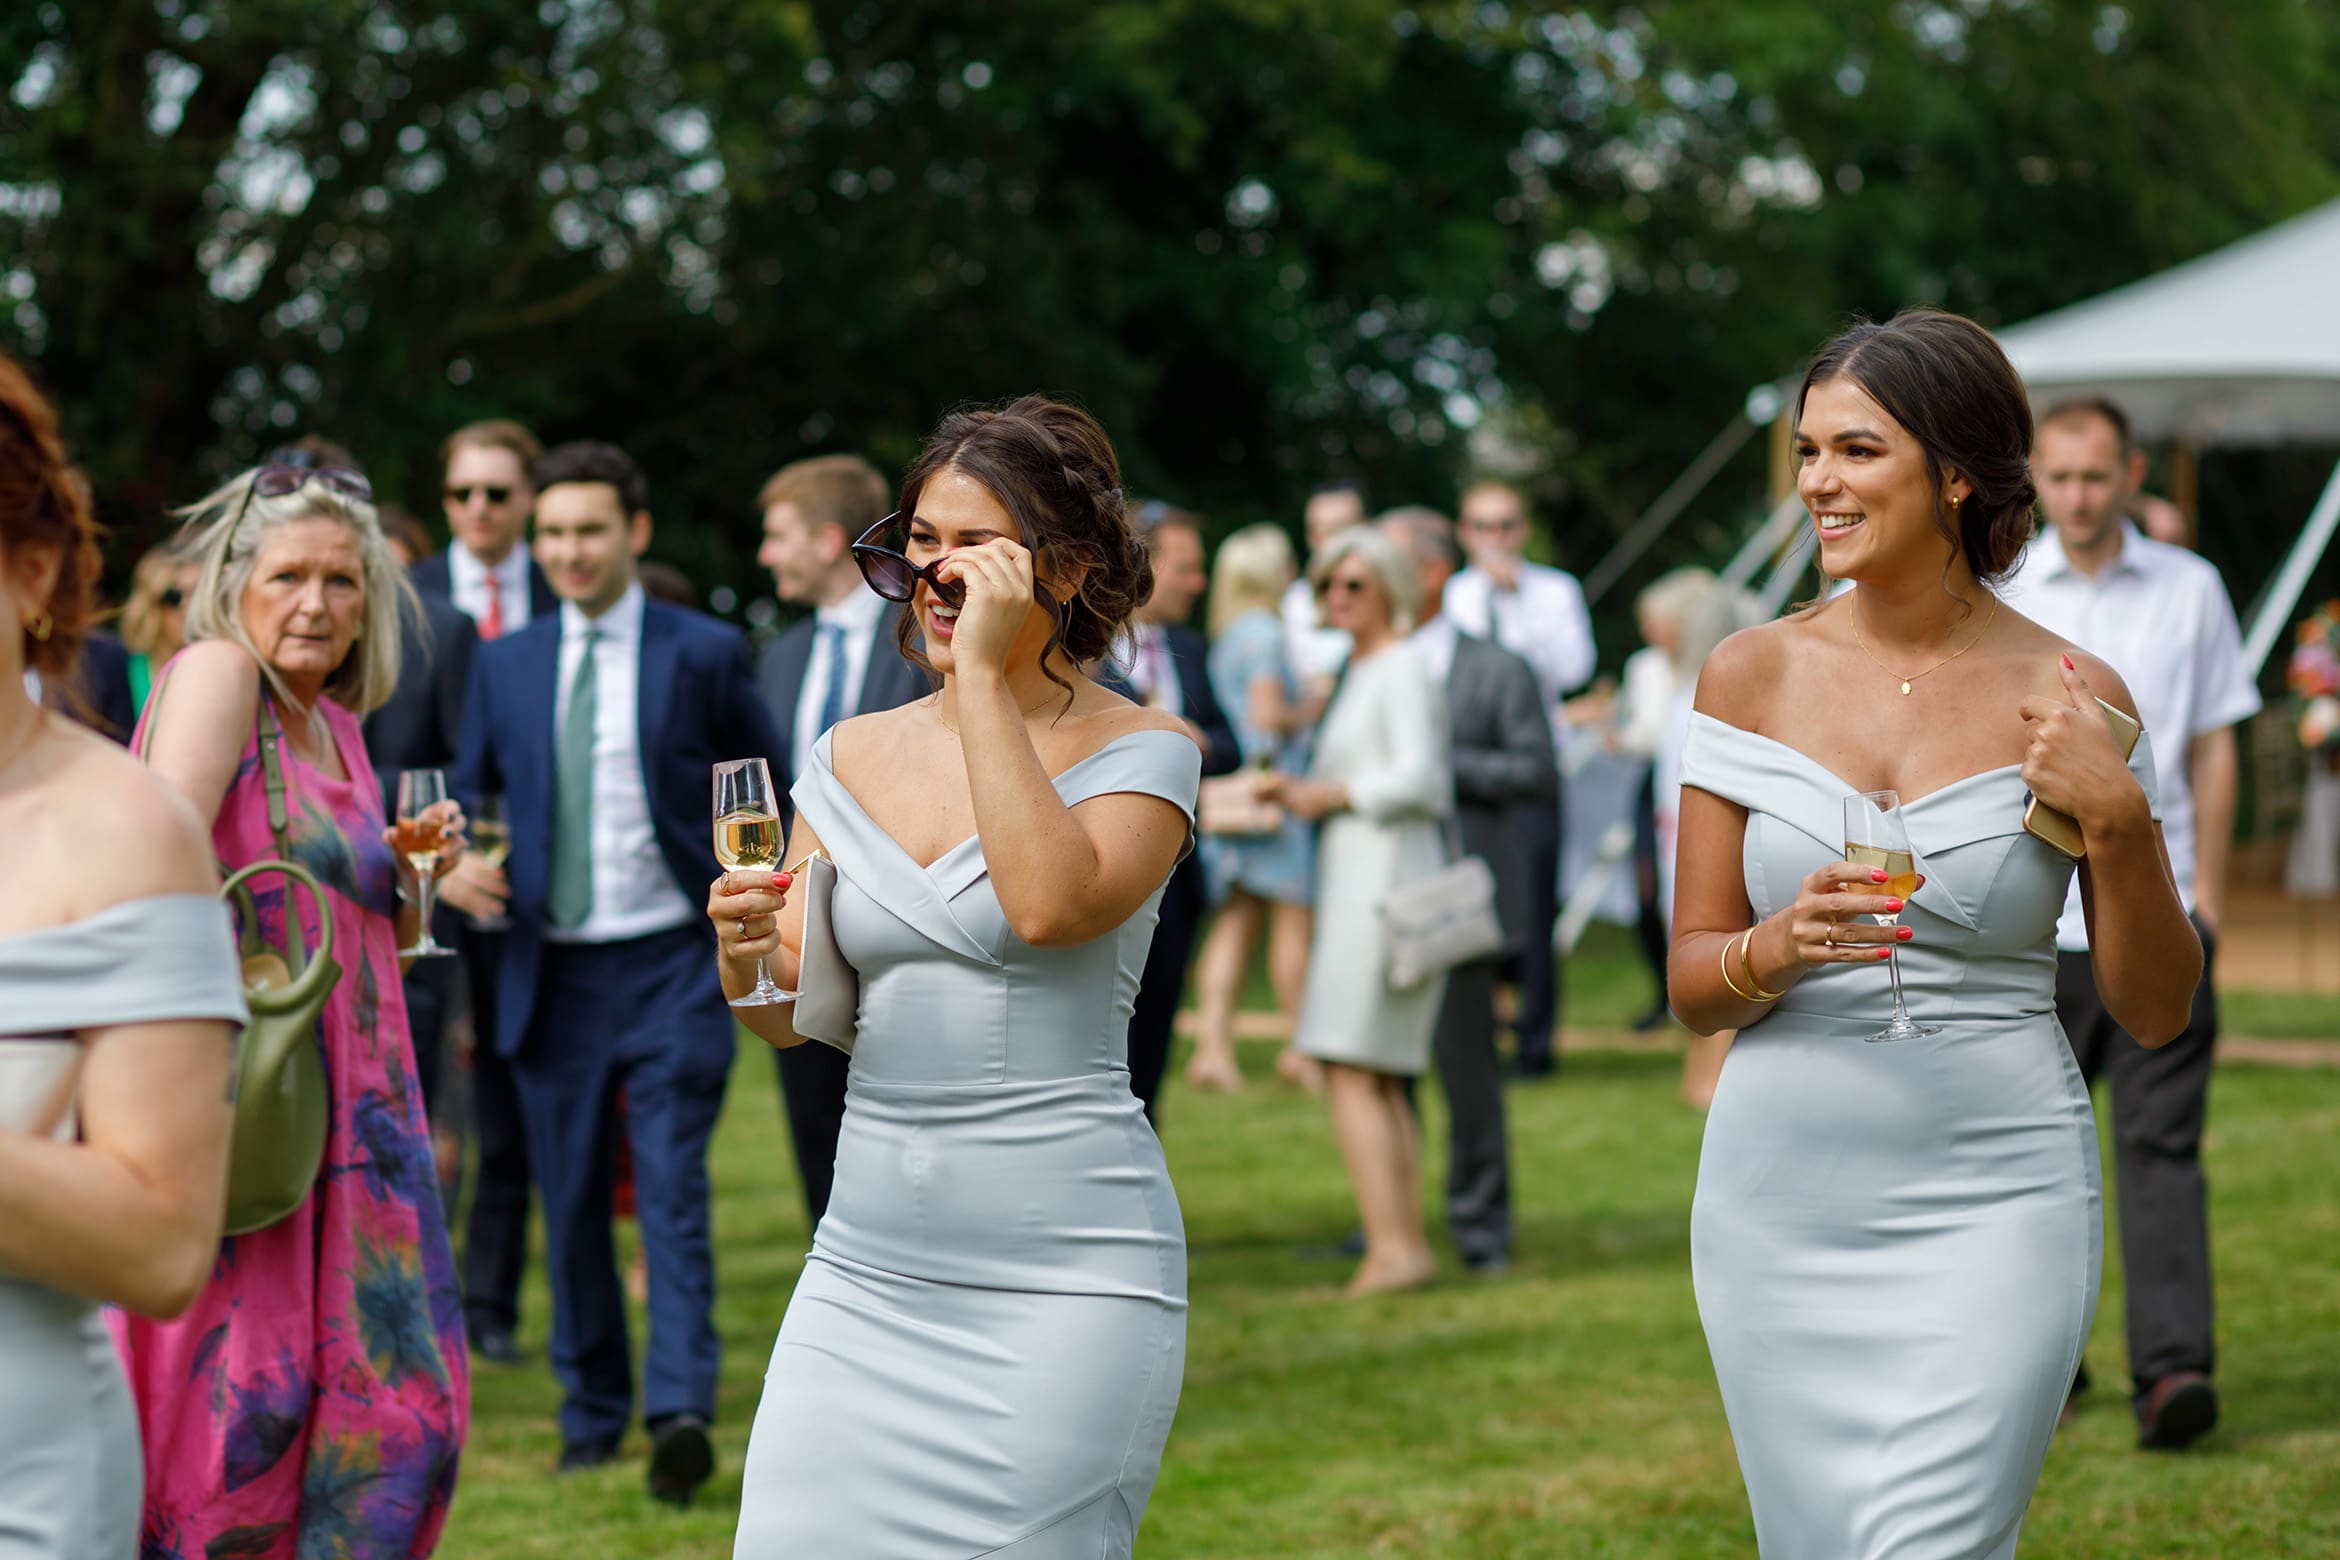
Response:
[2241,452,2340,680]
[1582,411,1757,607]
[1718,494,1806,591]
[2170,440,2199,530]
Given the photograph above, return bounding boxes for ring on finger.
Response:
[1825,922,1839,947]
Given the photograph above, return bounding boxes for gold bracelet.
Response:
[1719,934,1763,1002]
[1731,930,1784,1002]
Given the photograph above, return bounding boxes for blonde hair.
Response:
[1309,524,1421,634]
[1208,523,1296,637]
[1636,565,1715,641]
[116,543,194,659]
[178,467,416,716]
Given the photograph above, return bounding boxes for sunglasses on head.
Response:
[850,513,967,610]
[445,484,513,506]
[229,462,373,531]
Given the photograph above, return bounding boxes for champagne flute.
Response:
[1843,790,1936,1043]
[713,757,795,1008]
[468,794,512,932]
[394,769,457,959]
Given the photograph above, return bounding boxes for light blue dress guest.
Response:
[1681,711,2160,1558]
[732,727,1200,1559]
[1201,606,1314,906]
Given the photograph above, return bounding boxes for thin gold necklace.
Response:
[1850,594,1998,695]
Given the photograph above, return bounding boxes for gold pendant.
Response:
[1900,680,1912,695]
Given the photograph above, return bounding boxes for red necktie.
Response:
[480,581,504,641]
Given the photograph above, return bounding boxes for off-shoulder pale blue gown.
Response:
[1682,713,2160,1559]
[733,728,1202,1560]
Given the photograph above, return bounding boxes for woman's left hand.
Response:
[388,799,466,895]
[2021,656,2146,835]
[1278,779,1348,822]
[936,538,1036,676]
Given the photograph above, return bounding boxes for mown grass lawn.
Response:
[440,931,2340,1556]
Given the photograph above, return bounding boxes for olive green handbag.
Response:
[139,672,340,1235]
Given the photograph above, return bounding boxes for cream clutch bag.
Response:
[792,853,860,1056]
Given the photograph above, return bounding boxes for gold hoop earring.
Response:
[25,610,52,641]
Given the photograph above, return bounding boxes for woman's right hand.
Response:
[1775,859,1922,968]
[707,869,792,963]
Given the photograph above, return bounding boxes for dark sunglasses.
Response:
[159,587,185,609]
[850,514,967,610]
[1323,575,1374,596]
[445,484,513,506]
[229,462,373,531]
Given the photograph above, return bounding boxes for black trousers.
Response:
[2055,919,2220,1400]
[1430,958,1511,1262]
[461,926,535,1337]
[1511,799,1563,1068]
[773,1039,850,1228]
[1128,856,1207,1125]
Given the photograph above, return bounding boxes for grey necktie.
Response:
[548,627,599,928]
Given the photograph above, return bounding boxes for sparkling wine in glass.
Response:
[1843,789,1937,1043]
[395,769,457,959]
[468,794,513,931]
[713,757,795,1008]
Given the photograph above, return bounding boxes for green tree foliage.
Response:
[3,2,2336,630]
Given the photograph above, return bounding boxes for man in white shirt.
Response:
[419,419,555,1371]
[1280,481,1368,685]
[454,441,785,1503]
[1996,396,2261,1451]
[1447,479,1596,1076]
[750,455,926,1229]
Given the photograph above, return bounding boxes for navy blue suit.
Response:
[752,606,928,1228]
[454,591,784,1446]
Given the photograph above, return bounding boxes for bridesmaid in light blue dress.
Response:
[1669,311,2204,1558]
[710,398,1200,1559]
[0,349,244,1559]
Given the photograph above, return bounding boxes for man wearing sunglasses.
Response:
[749,453,926,1230]
[414,418,556,1374]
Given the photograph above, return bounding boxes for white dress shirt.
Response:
[1993,522,2261,948]
[1410,614,1460,686]
[448,542,536,636]
[793,587,890,779]
[1443,562,1597,717]
[545,583,697,943]
[1279,577,1353,682]
[1116,623,1187,716]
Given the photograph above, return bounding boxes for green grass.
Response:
[441,1028,2340,1557]
[2224,986,2340,1040]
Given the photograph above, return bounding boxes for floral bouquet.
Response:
[2288,600,2340,754]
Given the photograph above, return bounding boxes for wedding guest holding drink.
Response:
[710,396,1198,1557]
[1189,523,1321,1094]
[0,353,245,1559]
[122,455,470,1556]
[1669,309,2200,1555]
[452,440,782,1506]
[1117,502,1239,1120]
[1266,525,1452,1296]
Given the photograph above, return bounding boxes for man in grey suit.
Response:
[1381,507,1557,1273]
[752,454,928,1226]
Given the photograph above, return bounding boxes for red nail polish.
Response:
[1871,869,1889,882]
[1885,899,1904,912]
[2060,653,2074,671]
[1896,926,1914,941]
[1876,948,1893,960]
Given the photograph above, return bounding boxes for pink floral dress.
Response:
[113,690,469,1559]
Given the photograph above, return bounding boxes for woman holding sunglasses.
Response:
[709,396,1200,1559]
[115,460,470,1557]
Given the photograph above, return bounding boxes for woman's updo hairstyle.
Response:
[1798,308,2038,587]
[893,395,1153,692]
[0,352,102,683]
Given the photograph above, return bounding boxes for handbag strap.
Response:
[253,689,295,861]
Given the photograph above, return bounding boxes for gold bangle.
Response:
[1738,929,1785,1000]
[1719,935,1762,1002]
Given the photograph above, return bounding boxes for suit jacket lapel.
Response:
[637,604,679,817]
[766,620,815,733]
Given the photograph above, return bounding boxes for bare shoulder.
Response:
[1994,606,2140,721]
[1690,617,1793,725]
[1067,697,1188,758]
[157,640,262,727]
[47,725,218,905]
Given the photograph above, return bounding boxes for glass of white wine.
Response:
[713,757,794,1008]
[467,793,512,931]
[1843,789,1936,1043]
[394,769,457,959]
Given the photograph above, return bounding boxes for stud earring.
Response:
[25,610,51,641]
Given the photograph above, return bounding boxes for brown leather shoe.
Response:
[2137,1372,2219,1451]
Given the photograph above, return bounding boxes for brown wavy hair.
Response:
[1798,308,2038,593]
[892,396,1153,698]
[0,352,102,684]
